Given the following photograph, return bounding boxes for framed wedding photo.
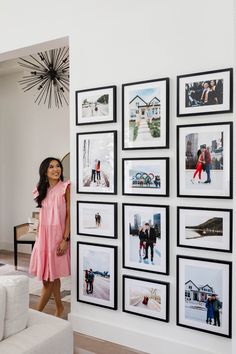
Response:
[77,130,117,194]
[123,275,169,322]
[177,68,233,117]
[177,256,232,338]
[122,78,169,149]
[122,203,169,274]
[75,85,116,125]
[177,207,233,252]
[122,157,169,197]
[177,122,233,199]
[77,242,117,310]
[77,201,118,239]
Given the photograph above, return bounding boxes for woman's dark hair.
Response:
[35,157,64,208]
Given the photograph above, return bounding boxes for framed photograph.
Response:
[122,203,169,274]
[77,201,117,239]
[122,158,169,197]
[77,242,117,310]
[177,256,232,338]
[75,86,116,125]
[122,78,169,149]
[77,131,117,194]
[123,275,169,322]
[177,207,233,252]
[177,68,233,116]
[177,122,233,199]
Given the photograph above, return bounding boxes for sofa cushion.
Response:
[0,284,6,341]
[0,275,29,339]
[0,309,73,354]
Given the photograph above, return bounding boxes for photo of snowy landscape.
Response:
[123,276,169,322]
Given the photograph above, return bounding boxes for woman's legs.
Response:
[37,280,54,312]
[53,278,64,317]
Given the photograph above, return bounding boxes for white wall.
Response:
[0,1,235,353]
[0,69,69,252]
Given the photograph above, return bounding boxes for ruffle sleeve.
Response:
[32,187,39,199]
[63,180,71,194]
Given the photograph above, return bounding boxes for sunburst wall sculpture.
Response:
[18,47,69,108]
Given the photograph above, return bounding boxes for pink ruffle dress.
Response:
[29,180,71,281]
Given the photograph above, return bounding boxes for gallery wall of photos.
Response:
[75,68,233,337]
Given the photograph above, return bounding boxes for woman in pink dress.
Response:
[29,157,70,317]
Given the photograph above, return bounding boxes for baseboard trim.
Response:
[68,313,215,354]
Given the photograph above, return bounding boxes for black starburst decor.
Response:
[18,47,69,108]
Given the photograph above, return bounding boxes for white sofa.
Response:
[0,275,73,354]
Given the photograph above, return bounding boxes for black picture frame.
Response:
[177,68,233,117]
[177,122,233,199]
[122,157,169,197]
[76,130,117,195]
[177,255,232,338]
[77,201,118,239]
[123,275,169,322]
[77,242,118,310]
[177,206,233,253]
[122,77,169,150]
[122,203,169,275]
[75,85,116,125]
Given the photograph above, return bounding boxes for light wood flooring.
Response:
[0,250,147,354]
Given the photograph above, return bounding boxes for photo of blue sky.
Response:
[129,87,161,103]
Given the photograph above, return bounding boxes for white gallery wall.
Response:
[0,0,235,353]
[0,69,69,251]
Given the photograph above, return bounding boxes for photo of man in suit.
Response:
[143,222,157,265]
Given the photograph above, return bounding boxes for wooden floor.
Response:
[0,250,146,354]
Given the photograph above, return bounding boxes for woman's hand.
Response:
[57,239,68,256]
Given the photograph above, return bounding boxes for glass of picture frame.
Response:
[77,242,118,310]
[76,130,117,195]
[122,203,169,275]
[122,157,169,197]
[76,85,116,125]
[177,122,233,199]
[177,255,232,338]
[123,275,169,322]
[77,201,118,239]
[177,206,233,252]
[177,68,233,117]
[122,78,169,149]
